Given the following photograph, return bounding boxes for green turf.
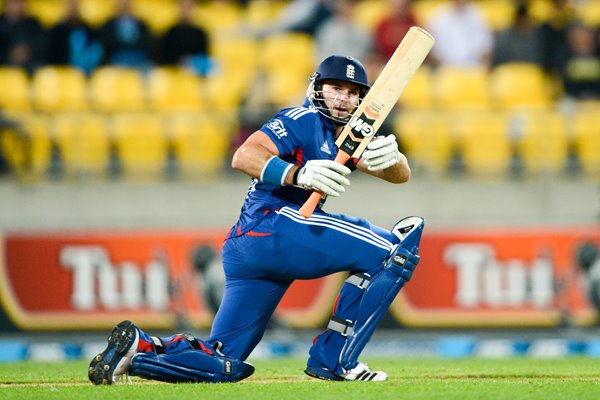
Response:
[1,357,599,399]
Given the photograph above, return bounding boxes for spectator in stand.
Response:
[372,0,417,62]
[558,23,600,100]
[44,0,103,74]
[491,3,544,67]
[314,0,373,63]
[426,0,492,67]
[97,0,155,71]
[540,0,577,74]
[258,0,335,37]
[158,0,213,76]
[0,0,44,74]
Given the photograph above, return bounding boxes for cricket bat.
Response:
[299,26,435,218]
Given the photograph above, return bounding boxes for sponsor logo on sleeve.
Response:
[266,119,288,139]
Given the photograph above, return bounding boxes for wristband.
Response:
[260,156,294,186]
[292,167,302,185]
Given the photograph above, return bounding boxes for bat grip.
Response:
[298,152,351,219]
[299,190,322,218]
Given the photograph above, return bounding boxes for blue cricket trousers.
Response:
[207,206,399,365]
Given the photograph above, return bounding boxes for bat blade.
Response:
[299,26,435,218]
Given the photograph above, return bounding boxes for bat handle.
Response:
[299,152,351,218]
[299,190,322,218]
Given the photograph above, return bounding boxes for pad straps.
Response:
[150,336,165,354]
[345,272,371,289]
[327,316,354,337]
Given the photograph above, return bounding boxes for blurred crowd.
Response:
[0,0,599,178]
[0,0,599,101]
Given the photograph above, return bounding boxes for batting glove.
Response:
[294,160,351,197]
[362,135,401,171]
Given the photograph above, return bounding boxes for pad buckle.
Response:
[328,316,355,337]
[345,272,371,289]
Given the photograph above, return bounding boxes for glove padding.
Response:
[295,159,351,197]
[362,135,401,171]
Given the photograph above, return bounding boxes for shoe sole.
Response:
[88,320,136,385]
[304,367,344,381]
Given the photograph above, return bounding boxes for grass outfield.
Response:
[1,357,599,399]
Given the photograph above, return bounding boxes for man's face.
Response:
[321,81,361,122]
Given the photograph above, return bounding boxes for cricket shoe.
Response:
[88,320,139,385]
[305,361,388,382]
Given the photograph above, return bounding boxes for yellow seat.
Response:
[477,0,515,31]
[245,0,289,29]
[352,0,388,32]
[148,67,205,111]
[577,0,600,28]
[31,66,88,112]
[193,0,242,34]
[412,0,444,25]
[265,68,309,108]
[572,109,600,176]
[454,111,512,175]
[131,0,178,35]
[0,67,31,111]
[395,110,454,173]
[52,112,110,175]
[260,33,316,107]
[207,37,260,110]
[1,113,52,175]
[110,113,168,176]
[25,0,65,28]
[90,67,146,112]
[78,0,117,28]
[511,110,568,174]
[167,112,232,175]
[434,66,490,110]
[399,66,434,109]
[489,63,553,109]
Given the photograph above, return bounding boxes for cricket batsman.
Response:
[89,55,424,384]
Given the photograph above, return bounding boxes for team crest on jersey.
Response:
[346,64,355,79]
[267,119,288,139]
[320,141,331,155]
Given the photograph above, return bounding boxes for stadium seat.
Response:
[0,67,31,111]
[193,0,242,34]
[453,111,512,175]
[352,0,388,32]
[571,109,600,176]
[477,0,515,31]
[244,0,289,29]
[31,66,89,112]
[52,112,110,176]
[394,110,454,173]
[1,113,52,175]
[110,113,168,177]
[260,32,316,78]
[166,112,233,175]
[528,0,554,24]
[399,66,434,109]
[25,0,64,28]
[207,37,260,110]
[260,33,316,107]
[78,0,117,28]
[489,63,553,109]
[511,109,568,174]
[89,67,146,112]
[131,0,178,35]
[412,0,443,26]
[147,67,205,112]
[577,0,600,28]
[433,66,490,110]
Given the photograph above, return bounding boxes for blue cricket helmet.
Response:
[313,55,370,91]
[307,55,370,125]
